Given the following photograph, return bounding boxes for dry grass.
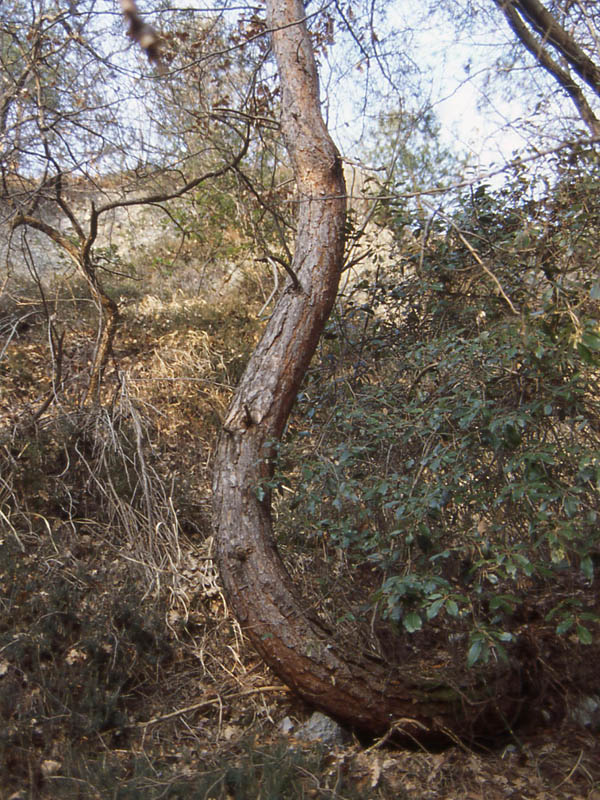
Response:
[1,260,599,799]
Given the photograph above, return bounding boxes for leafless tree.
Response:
[1,0,251,402]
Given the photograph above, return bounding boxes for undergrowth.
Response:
[276,156,600,673]
[2,152,600,798]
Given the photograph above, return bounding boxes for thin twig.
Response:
[258,257,280,317]
[553,749,584,791]
[423,201,520,316]
[454,228,520,315]
[132,685,288,728]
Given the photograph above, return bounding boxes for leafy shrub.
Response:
[277,148,600,664]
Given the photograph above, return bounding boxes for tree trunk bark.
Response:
[513,0,600,98]
[213,0,523,743]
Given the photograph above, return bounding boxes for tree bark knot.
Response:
[233,545,253,562]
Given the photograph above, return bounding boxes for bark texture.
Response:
[213,0,523,742]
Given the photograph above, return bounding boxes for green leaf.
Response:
[489,595,515,613]
[467,639,483,667]
[577,342,594,364]
[426,598,445,620]
[564,496,580,518]
[445,599,459,617]
[581,556,594,582]
[580,611,600,622]
[582,330,600,351]
[403,611,423,633]
[556,616,574,635]
[577,624,593,645]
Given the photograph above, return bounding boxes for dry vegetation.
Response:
[1,238,599,798]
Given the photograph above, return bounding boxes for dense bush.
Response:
[277,148,600,664]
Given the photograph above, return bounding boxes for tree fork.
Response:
[10,211,118,404]
[212,0,524,742]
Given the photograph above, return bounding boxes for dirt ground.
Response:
[1,526,598,800]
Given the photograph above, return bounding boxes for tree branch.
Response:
[495,0,600,136]
[513,0,600,97]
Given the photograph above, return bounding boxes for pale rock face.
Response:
[1,166,397,307]
[295,711,350,746]
[0,192,248,300]
[1,191,169,278]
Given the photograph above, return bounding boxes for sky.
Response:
[157,0,533,168]
[113,0,599,178]
[320,0,595,176]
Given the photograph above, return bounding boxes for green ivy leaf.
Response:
[577,625,593,645]
[403,611,423,633]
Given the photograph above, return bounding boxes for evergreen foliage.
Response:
[278,146,600,664]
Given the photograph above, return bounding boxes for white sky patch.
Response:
[322,0,596,174]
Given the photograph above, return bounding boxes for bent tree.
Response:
[212,0,520,742]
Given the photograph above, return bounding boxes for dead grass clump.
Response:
[1,389,184,589]
[0,517,291,799]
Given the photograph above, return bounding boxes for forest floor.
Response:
[1,524,598,800]
[1,276,599,800]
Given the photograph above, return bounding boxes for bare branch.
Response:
[513,0,600,97]
[495,0,600,136]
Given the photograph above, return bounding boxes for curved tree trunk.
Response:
[213,0,522,743]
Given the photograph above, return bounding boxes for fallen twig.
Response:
[132,685,288,728]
